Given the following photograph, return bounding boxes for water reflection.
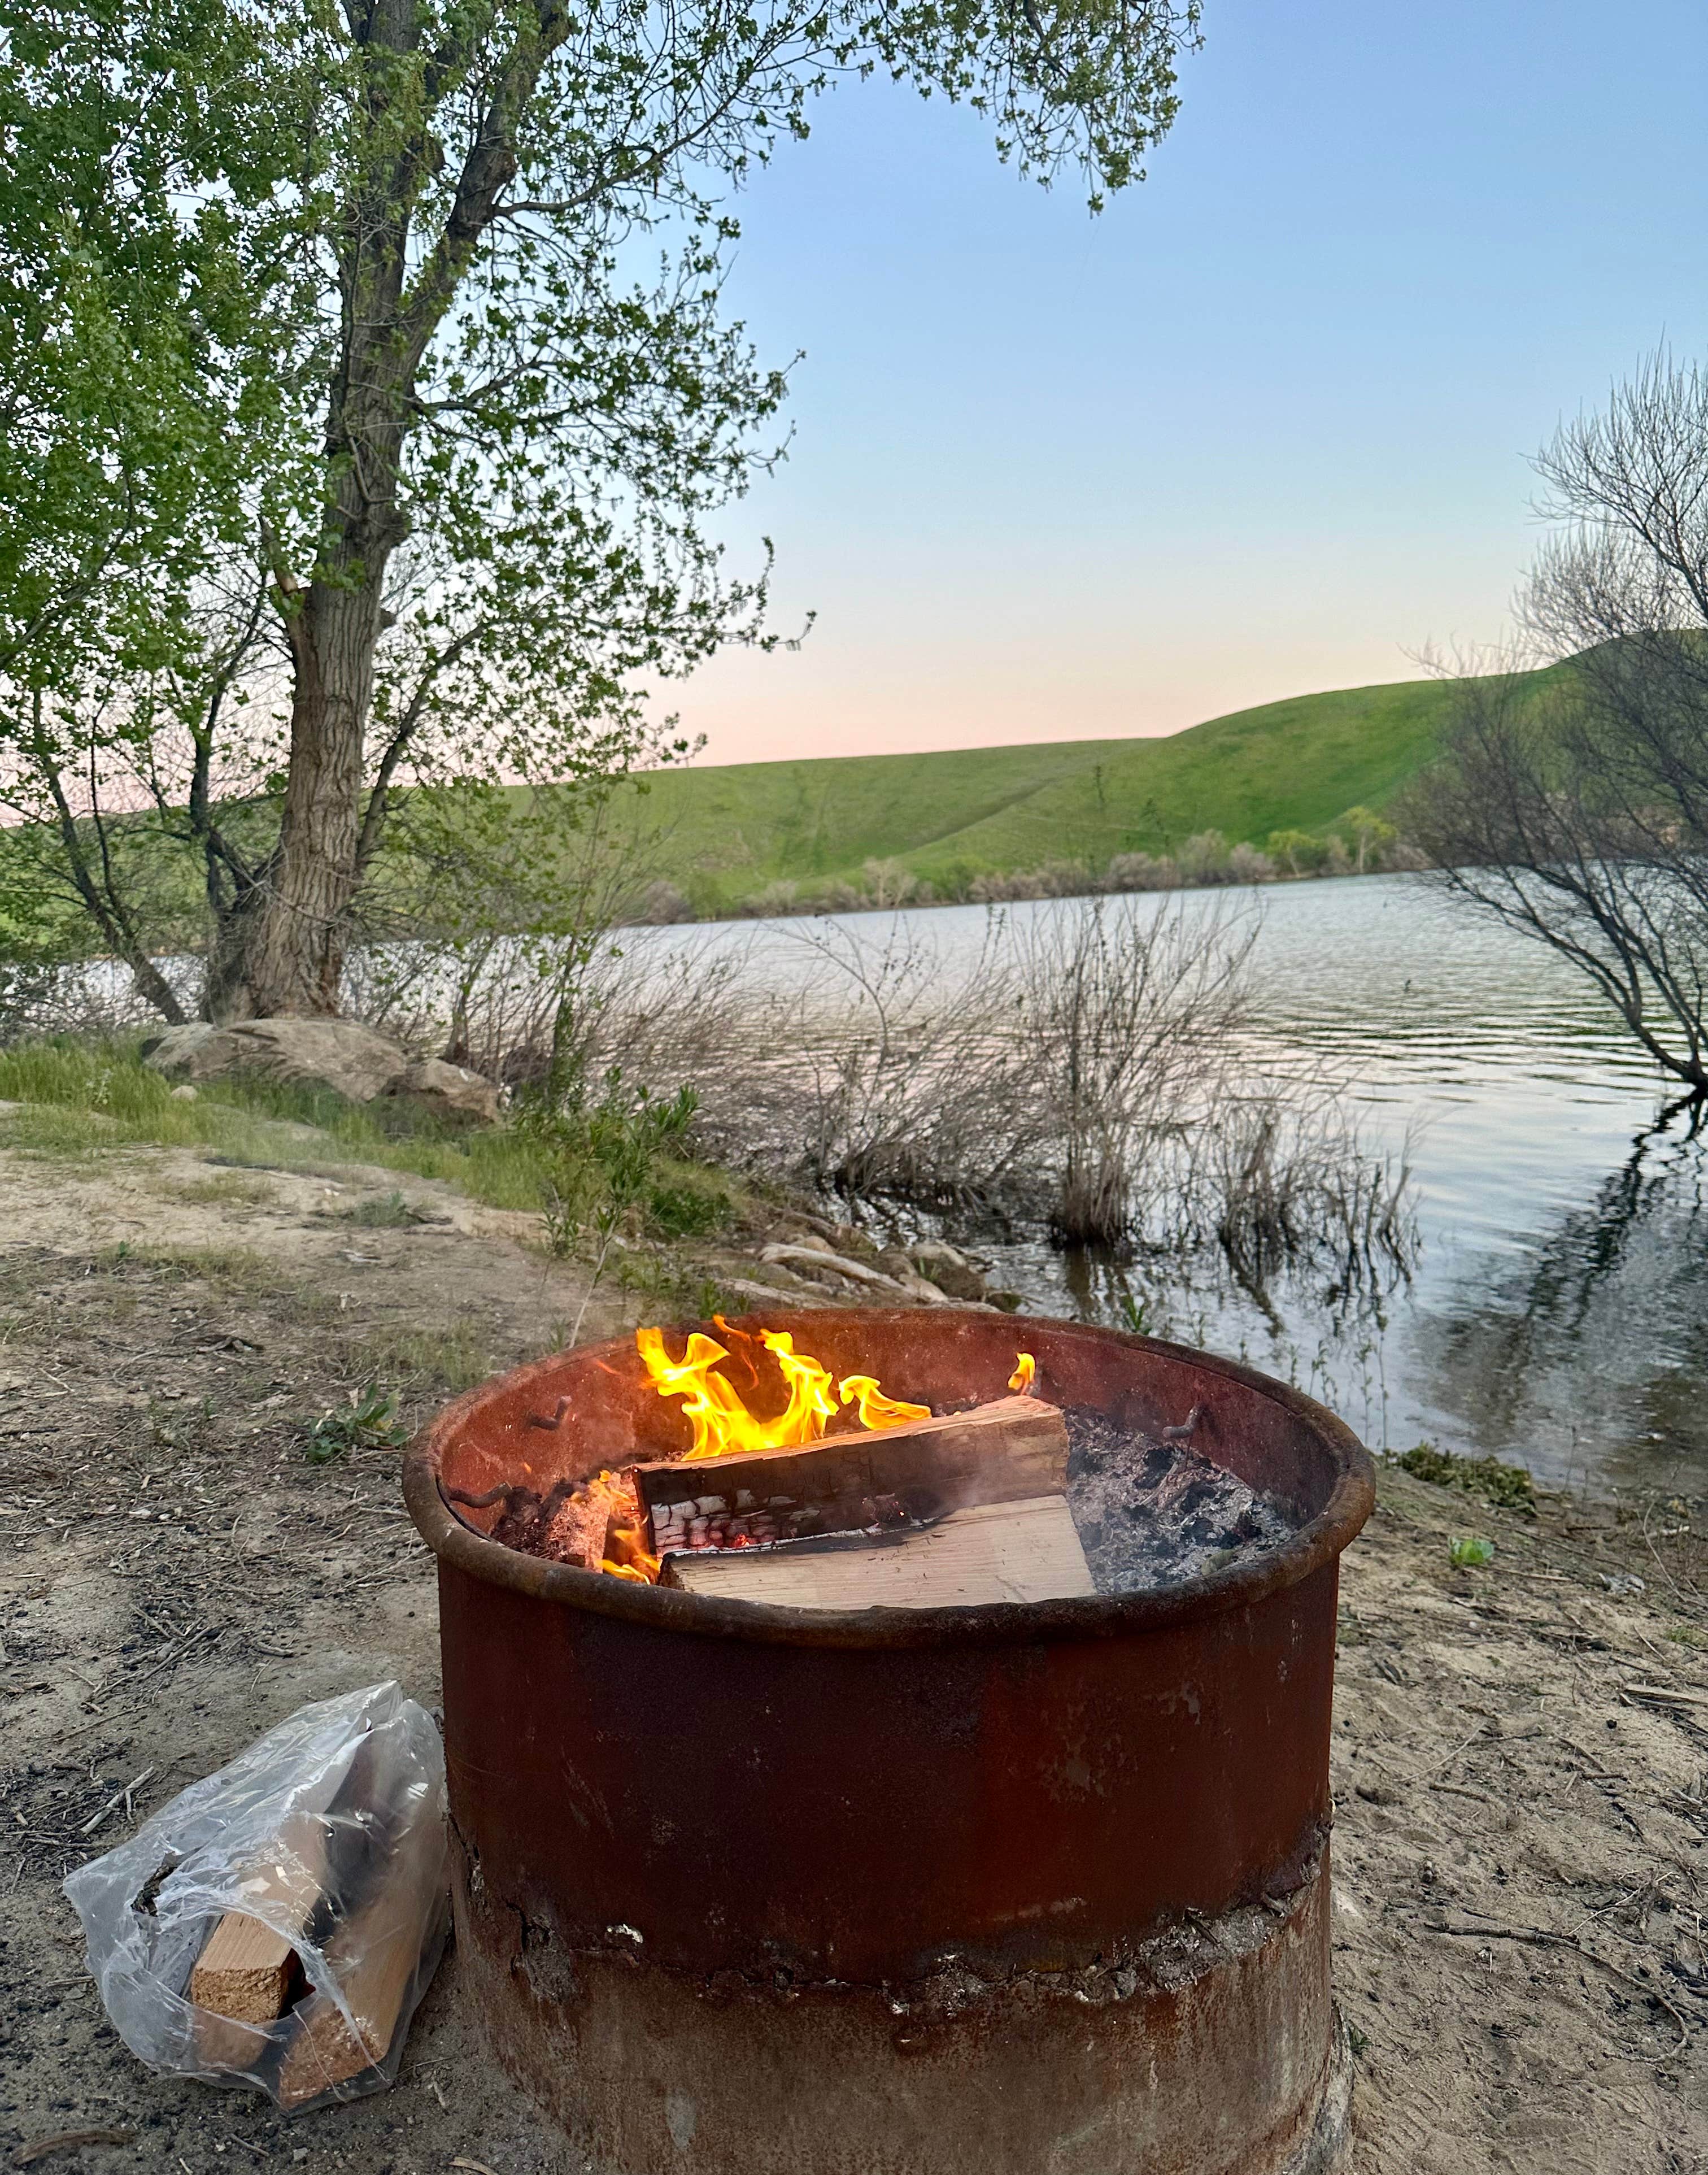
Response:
[1413,1099,1708,1493]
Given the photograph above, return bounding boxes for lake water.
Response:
[669,875,1708,1499]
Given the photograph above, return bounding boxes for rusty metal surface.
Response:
[450,1841,1349,2175]
[404,1308,1372,2172]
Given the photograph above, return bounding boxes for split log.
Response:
[186,1721,413,2074]
[189,1911,303,2026]
[635,1394,1068,1545]
[664,1495,1095,1609]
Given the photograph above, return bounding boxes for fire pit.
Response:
[403,1307,1374,2175]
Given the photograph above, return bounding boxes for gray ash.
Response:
[1064,1406,1298,1594]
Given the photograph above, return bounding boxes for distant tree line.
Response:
[631,808,1416,924]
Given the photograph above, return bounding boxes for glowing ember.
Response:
[1009,1351,1037,1394]
[585,1468,660,1583]
[634,1324,930,1461]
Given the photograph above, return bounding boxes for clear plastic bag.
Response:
[63,1681,449,2112]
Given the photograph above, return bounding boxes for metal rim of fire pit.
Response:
[403,1310,1375,1648]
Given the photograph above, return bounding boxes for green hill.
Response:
[630,663,1550,913]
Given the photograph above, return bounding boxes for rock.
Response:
[143,1016,414,1106]
[140,1023,220,1073]
[907,1241,992,1304]
[169,1084,198,1102]
[383,1056,503,1128]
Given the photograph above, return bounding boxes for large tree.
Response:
[1,0,1202,1021]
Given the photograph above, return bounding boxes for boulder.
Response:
[907,1240,993,1304]
[144,1017,416,1106]
[383,1056,503,1128]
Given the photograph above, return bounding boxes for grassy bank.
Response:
[0,1038,738,1235]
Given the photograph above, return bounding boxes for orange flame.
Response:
[1008,1351,1037,1394]
[635,1325,929,1460]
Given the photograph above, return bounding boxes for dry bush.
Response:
[686,917,1044,1208]
[1203,1092,1418,1320]
[1007,896,1255,1244]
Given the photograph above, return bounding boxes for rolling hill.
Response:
[628,662,1553,913]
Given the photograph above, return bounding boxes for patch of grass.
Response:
[170,1172,277,1206]
[0,1036,562,1207]
[1449,1535,1496,1569]
[96,1240,277,1288]
[360,1323,493,1393]
[1398,1442,1536,1515]
[1666,1623,1707,1648]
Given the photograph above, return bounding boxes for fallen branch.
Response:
[76,1765,155,1838]
[15,2133,137,2168]
[1623,1682,1708,1711]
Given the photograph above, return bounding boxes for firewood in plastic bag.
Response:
[63,1681,449,2111]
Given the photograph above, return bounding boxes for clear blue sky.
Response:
[669,0,1708,766]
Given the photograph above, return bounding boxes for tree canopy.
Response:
[0,0,1203,1022]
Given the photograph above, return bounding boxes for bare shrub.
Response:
[1205,1093,1418,1319]
[1004,897,1256,1244]
[687,916,1042,1208]
[1104,851,1182,893]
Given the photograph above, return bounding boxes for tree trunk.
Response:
[202,2,555,1020]
[210,577,386,1020]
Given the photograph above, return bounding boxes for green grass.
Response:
[0,1037,743,1232]
[622,659,1569,912]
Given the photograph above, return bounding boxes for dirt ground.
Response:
[2,1126,1706,2173]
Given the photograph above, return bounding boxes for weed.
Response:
[1346,2022,1370,2058]
[305,1386,409,1464]
[1400,1442,1535,1515]
[1449,1535,1495,1569]
[1666,1624,1707,1648]
[343,1189,437,1228]
[611,1248,726,1321]
[644,1170,733,1239]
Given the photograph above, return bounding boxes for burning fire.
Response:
[635,1324,930,1460]
[567,1326,1044,1582]
[583,1468,660,1584]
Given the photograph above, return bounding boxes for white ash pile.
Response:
[1065,1410,1298,1594]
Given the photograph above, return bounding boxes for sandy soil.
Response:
[1,1132,1705,2173]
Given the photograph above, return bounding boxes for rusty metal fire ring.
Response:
[404,1307,1374,2175]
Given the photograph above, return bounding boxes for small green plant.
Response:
[643,1174,731,1239]
[343,1188,437,1228]
[305,1386,408,1464]
[1400,1442,1535,1515]
[528,1071,701,1337]
[1449,1535,1495,1569]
